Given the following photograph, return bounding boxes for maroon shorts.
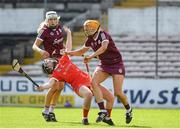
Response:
[95,62,125,76]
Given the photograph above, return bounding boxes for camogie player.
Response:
[65,20,133,124]
[32,11,69,122]
[37,38,115,125]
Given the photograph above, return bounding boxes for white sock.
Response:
[105,117,110,120]
[43,106,49,114]
[101,109,107,113]
[126,107,132,113]
[49,105,55,113]
[83,117,88,120]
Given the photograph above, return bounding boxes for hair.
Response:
[37,21,46,33]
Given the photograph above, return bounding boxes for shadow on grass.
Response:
[59,121,151,128]
[117,124,152,128]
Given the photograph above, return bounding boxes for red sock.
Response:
[106,109,112,117]
[83,109,89,118]
[97,101,105,110]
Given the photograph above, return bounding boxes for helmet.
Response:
[83,20,100,37]
[42,58,58,74]
[45,11,60,20]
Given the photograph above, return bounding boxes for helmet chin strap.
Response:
[49,25,57,29]
[47,22,58,29]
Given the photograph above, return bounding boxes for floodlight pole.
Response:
[44,0,47,18]
[155,0,159,78]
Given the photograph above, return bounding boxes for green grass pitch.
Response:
[0,107,180,128]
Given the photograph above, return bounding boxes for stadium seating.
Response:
[0,0,104,66]
[1,0,180,78]
[4,35,180,78]
[112,36,180,78]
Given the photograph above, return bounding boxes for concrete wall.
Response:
[108,7,180,36]
[0,9,44,34]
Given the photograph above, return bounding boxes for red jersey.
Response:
[37,24,65,58]
[51,55,91,92]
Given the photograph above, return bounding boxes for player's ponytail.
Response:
[37,21,46,34]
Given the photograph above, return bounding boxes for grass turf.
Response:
[0,107,180,128]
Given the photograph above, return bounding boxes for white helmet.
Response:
[45,11,60,20]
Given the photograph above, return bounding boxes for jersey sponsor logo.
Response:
[53,38,63,45]
[50,32,54,36]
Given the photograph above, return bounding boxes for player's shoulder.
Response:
[57,24,63,30]
[99,30,109,37]
[99,30,110,41]
[38,25,48,35]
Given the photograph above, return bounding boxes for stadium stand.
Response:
[0,0,105,65]
[1,0,180,78]
[6,36,180,78]
[158,0,180,6]
[112,36,180,78]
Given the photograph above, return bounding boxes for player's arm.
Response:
[37,78,57,91]
[84,40,108,63]
[89,40,109,59]
[32,28,50,59]
[66,45,90,56]
[63,26,72,51]
[32,38,44,53]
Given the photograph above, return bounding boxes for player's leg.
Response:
[112,74,132,124]
[100,85,115,125]
[42,87,56,122]
[42,81,64,122]
[78,86,93,125]
[49,81,64,122]
[91,68,109,122]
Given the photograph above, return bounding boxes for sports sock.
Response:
[49,105,55,113]
[126,107,132,113]
[97,101,106,112]
[43,106,49,114]
[125,104,130,110]
[83,109,89,119]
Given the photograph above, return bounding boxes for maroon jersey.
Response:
[37,24,65,58]
[85,31,123,65]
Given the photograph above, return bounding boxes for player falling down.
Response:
[36,37,115,125]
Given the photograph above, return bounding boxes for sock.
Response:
[125,104,130,110]
[97,101,106,112]
[125,104,132,113]
[43,106,49,114]
[106,109,112,117]
[49,105,55,113]
[83,109,89,119]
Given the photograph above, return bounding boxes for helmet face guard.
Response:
[46,11,60,21]
[83,20,100,37]
[42,58,58,74]
[45,11,60,29]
